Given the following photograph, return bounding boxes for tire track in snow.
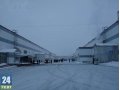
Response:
[46,65,90,90]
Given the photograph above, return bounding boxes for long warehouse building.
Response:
[74,20,119,63]
[0,25,55,64]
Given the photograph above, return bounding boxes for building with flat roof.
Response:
[0,25,55,64]
[74,20,119,63]
[84,20,119,47]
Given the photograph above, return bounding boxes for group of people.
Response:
[44,58,76,64]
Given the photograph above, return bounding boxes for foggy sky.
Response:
[0,0,118,56]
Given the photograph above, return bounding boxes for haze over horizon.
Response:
[0,0,118,56]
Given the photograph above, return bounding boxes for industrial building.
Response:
[74,20,119,63]
[0,25,55,64]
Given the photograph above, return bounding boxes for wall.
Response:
[84,20,119,47]
[0,25,53,64]
[0,25,51,55]
[94,45,118,63]
[74,47,94,63]
[101,21,119,44]
[74,20,119,63]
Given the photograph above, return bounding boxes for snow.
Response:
[0,63,7,66]
[100,61,119,67]
[0,49,16,53]
[95,43,118,46]
[0,64,118,90]
[0,63,16,70]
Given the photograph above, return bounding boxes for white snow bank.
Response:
[0,63,7,66]
[100,61,119,67]
[0,49,16,53]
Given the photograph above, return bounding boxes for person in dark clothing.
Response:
[93,57,95,64]
[69,59,70,63]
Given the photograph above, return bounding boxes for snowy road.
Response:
[0,64,118,90]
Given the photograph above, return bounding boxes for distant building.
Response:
[0,25,55,64]
[74,20,119,63]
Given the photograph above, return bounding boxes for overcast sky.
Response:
[0,0,118,56]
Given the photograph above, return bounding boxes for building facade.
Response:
[74,20,119,63]
[84,20,119,47]
[0,25,54,64]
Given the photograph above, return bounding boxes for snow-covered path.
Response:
[0,64,118,90]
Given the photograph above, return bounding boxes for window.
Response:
[24,50,27,54]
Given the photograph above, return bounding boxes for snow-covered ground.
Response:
[0,63,7,66]
[100,61,119,67]
[0,64,118,90]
